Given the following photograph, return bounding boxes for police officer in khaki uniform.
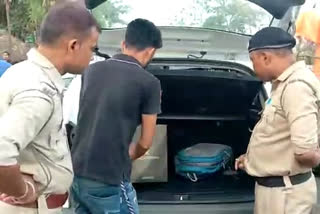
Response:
[0,2,99,214]
[235,27,320,214]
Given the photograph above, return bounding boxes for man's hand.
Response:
[129,114,157,161]
[235,154,246,171]
[129,142,137,160]
[295,148,320,168]
[0,174,38,205]
[129,142,149,161]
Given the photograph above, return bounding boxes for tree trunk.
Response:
[4,0,12,53]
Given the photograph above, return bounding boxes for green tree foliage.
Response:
[201,0,267,34]
[0,1,6,29]
[172,0,270,35]
[1,0,129,42]
[10,0,32,40]
[92,0,130,28]
[0,0,51,41]
[28,0,50,32]
[171,3,205,27]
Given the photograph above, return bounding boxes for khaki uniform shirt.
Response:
[0,49,73,194]
[245,61,320,177]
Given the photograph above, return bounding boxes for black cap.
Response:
[248,27,296,53]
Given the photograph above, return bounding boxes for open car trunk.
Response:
[133,60,265,204]
[135,120,256,204]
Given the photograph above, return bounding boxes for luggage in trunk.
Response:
[175,143,233,182]
[131,125,168,183]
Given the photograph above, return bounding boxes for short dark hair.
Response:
[2,51,10,56]
[257,48,293,57]
[125,19,162,51]
[39,2,100,45]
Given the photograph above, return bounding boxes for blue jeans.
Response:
[71,176,139,214]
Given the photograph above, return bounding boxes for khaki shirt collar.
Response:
[276,61,306,82]
[27,48,65,94]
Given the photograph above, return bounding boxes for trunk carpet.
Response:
[134,172,255,204]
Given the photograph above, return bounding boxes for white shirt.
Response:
[0,49,73,194]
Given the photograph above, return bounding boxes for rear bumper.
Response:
[139,203,254,214]
[63,202,253,214]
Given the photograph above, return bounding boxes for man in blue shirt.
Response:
[0,59,11,77]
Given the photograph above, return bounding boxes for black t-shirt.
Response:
[71,54,161,185]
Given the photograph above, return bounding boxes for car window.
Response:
[92,0,273,35]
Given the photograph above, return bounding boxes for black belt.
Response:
[254,171,312,188]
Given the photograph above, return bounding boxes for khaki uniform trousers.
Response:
[0,195,62,214]
[254,174,317,214]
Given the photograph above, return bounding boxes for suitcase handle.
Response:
[187,173,198,182]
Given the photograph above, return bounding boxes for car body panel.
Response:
[98,27,251,65]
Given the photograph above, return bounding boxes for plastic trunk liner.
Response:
[135,172,254,204]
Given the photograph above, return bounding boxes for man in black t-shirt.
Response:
[71,19,162,214]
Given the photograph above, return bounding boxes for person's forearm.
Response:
[0,165,26,197]
[295,150,320,168]
[130,142,149,160]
